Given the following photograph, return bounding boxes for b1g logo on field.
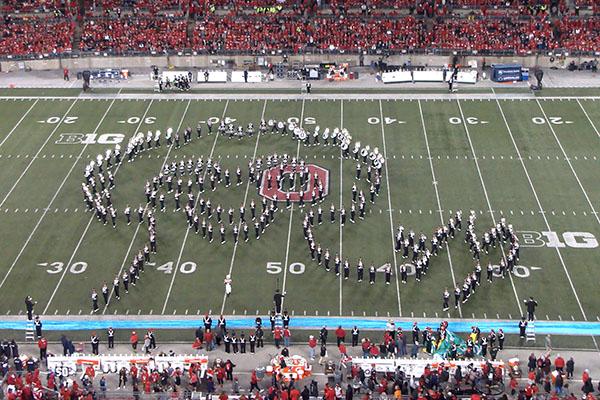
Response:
[259,164,329,202]
[55,133,125,145]
[517,231,598,249]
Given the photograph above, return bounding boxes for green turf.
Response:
[0,95,598,328]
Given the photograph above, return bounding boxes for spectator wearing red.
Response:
[361,338,370,357]
[283,327,291,347]
[554,354,565,372]
[130,331,139,351]
[273,327,282,348]
[205,329,214,351]
[308,335,317,360]
[369,343,380,358]
[250,370,259,392]
[338,341,347,357]
[38,336,47,360]
[192,337,203,351]
[335,325,346,346]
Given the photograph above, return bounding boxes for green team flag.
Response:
[433,330,475,359]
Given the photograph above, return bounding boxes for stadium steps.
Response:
[186,16,195,44]
[72,21,83,50]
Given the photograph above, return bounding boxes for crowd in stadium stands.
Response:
[80,16,187,53]
[0,0,600,57]
[0,0,77,14]
[92,0,188,14]
[0,16,74,55]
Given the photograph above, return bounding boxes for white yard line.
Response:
[378,100,402,317]
[417,100,462,318]
[0,100,79,209]
[103,99,192,313]
[161,100,229,314]
[44,99,154,314]
[280,99,305,309]
[576,99,600,140]
[339,100,344,315]
[535,99,600,226]
[455,99,524,317]
[495,99,595,351]
[0,99,88,292]
[0,99,39,150]
[219,100,268,314]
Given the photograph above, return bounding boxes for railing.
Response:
[2,46,599,63]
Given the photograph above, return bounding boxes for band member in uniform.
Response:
[91,289,99,313]
[442,288,450,311]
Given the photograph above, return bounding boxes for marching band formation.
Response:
[79,115,520,313]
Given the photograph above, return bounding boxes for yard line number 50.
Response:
[266,262,305,275]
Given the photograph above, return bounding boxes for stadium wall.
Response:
[0,53,583,72]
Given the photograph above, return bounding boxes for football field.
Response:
[0,92,599,325]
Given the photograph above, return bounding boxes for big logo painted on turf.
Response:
[259,164,329,202]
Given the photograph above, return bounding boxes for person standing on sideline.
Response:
[34,316,43,338]
[107,327,115,349]
[63,67,69,81]
[518,317,528,339]
[308,335,317,360]
[130,331,139,351]
[91,332,100,355]
[335,326,346,346]
[273,289,285,314]
[524,297,538,321]
[25,296,36,320]
[351,326,359,347]
[38,336,48,361]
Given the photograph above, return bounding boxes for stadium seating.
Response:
[0,0,599,58]
[80,16,187,53]
[0,16,74,55]
[0,0,77,14]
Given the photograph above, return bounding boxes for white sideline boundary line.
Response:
[0,99,82,292]
[103,99,192,313]
[495,98,595,351]
[378,100,402,317]
[455,99,524,317]
[280,99,305,310]
[535,99,600,226]
[416,100,462,318]
[576,99,600,140]
[44,98,154,314]
[0,100,79,210]
[219,99,268,314]
[339,100,343,316]
[161,100,229,314]
[0,99,39,150]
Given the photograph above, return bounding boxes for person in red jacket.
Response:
[339,342,347,357]
[38,337,47,360]
[308,335,317,360]
[274,327,282,348]
[554,354,565,372]
[250,370,259,392]
[205,329,214,351]
[369,344,380,358]
[130,331,139,351]
[335,326,346,346]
